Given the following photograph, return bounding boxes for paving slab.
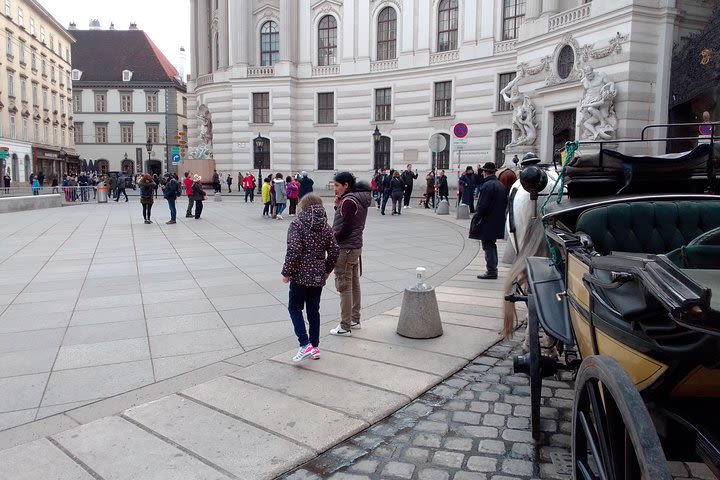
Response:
[0,373,48,412]
[53,337,150,370]
[125,394,314,479]
[62,320,147,346]
[146,311,227,336]
[182,375,367,452]
[0,348,58,377]
[152,347,245,381]
[149,328,241,358]
[0,438,95,480]
[52,416,229,480]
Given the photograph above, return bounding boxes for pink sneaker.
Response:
[293,345,313,363]
[310,347,321,360]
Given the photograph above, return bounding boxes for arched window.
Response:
[374,135,391,170]
[502,0,526,40]
[260,21,279,66]
[495,129,512,166]
[437,0,458,52]
[377,7,397,61]
[318,15,337,66]
[318,138,334,170]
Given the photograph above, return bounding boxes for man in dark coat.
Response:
[469,162,508,280]
[458,166,476,213]
[298,171,314,198]
[400,164,418,209]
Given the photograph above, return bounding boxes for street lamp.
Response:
[254,133,264,194]
[372,126,383,169]
[145,138,153,174]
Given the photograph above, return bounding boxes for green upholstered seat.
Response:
[575,201,720,255]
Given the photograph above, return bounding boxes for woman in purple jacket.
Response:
[281,194,340,362]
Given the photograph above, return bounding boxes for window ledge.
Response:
[372,120,395,126]
[249,122,274,127]
[429,115,456,121]
[313,122,338,128]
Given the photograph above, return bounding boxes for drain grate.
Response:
[550,451,573,475]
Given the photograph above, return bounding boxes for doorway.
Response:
[553,109,577,166]
[147,160,162,176]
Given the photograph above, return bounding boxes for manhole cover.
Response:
[550,451,573,475]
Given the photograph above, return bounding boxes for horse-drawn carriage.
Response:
[503,125,720,479]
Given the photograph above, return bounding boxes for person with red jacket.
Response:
[242,172,256,203]
[183,171,195,218]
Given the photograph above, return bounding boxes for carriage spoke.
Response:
[577,459,597,480]
[578,410,609,480]
[587,381,616,480]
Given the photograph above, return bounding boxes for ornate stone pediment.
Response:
[370,0,401,13]
[21,106,30,118]
[253,5,280,22]
[8,102,18,114]
[33,110,41,121]
[312,0,343,15]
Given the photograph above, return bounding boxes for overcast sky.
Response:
[38,0,191,76]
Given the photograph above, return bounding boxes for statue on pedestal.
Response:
[578,65,617,140]
[500,75,538,147]
[190,104,213,159]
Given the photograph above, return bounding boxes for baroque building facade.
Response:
[0,0,76,185]
[188,0,713,186]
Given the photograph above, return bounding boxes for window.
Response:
[146,91,158,112]
[146,124,159,144]
[318,138,334,170]
[503,0,526,40]
[317,15,337,66]
[6,34,12,57]
[50,65,55,82]
[51,94,56,112]
[121,124,133,143]
[182,97,187,116]
[42,88,47,110]
[432,133,451,170]
[317,92,334,124]
[95,124,107,143]
[60,97,64,116]
[498,72,516,111]
[373,135,391,170]
[18,41,25,64]
[7,72,13,97]
[437,0,458,52]
[22,118,28,141]
[71,69,82,81]
[122,70,132,81]
[495,129,512,165]
[73,123,82,143]
[39,26,44,43]
[375,88,391,121]
[377,7,397,61]
[31,51,36,70]
[9,115,15,139]
[94,92,106,112]
[17,7,22,26]
[121,92,132,112]
[52,127,57,145]
[29,17,34,35]
[20,78,26,102]
[58,68,64,86]
[32,83,37,105]
[41,58,46,76]
[33,120,39,142]
[557,45,574,80]
[252,92,270,123]
[49,34,53,52]
[72,92,81,112]
[260,21,279,66]
[43,123,48,143]
[434,81,452,117]
[4,0,9,16]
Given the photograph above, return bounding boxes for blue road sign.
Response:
[171,154,181,165]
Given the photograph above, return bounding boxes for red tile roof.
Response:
[71,29,182,86]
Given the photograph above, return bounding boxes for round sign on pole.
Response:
[453,123,469,139]
[429,133,447,153]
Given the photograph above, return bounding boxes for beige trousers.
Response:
[334,248,362,330]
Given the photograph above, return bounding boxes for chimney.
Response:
[129,22,138,30]
[178,46,186,80]
[68,22,76,30]
[89,19,101,30]
[109,22,115,30]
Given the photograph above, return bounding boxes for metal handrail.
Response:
[641,122,720,141]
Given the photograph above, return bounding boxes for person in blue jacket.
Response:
[469,162,508,280]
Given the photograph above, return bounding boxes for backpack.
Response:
[175,179,183,197]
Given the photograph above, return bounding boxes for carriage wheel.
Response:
[527,294,542,441]
[572,356,671,480]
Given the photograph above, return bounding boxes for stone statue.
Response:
[189,144,211,160]
[578,65,617,140]
[197,104,213,145]
[500,75,538,146]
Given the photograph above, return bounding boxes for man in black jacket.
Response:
[469,162,507,280]
[400,164,418,209]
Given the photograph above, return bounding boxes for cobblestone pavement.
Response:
[282,333,714,480]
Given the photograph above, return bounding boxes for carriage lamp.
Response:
[519,165,548,201]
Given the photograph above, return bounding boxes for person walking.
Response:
[273,173,287,219]
[400,164,418,209]
[282,193,340,362]
[115,173,128,202]
[3,170,11,194]
[183,172,194,218]
[226,173,233,193]
[459,166,476,213]
[161,172,179,224]
[438,169,449,202]
[37,172,45,186]
[390,170,405,215]
[261,175,272,217]
[50,175,58,194]
[138,173,156,224]
[469,162,508,280]
[211,170,221,193]
[425,170,436,209]
[68,175,78,201]
[242,172,255,202]
[329,172,372,336]
[373,167,388,209]
[152,174,160,198]
[286,176,299,216]
[77,171,89,202]
[298,171,314,198]
[380,168,393,215]
[191,174,206,219]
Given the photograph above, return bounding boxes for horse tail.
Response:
[502,217,549,338]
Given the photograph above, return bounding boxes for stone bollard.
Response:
[214,192,222,202]
[456,203,470,219]
[397,267,443,339]
[436,199,449,215]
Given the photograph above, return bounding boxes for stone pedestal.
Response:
[214,192,222,202]
[456,203,470,219]
[436,199,449,215]
[396,287,443,339]
[504,145,534,168]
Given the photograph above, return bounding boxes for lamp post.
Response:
[254,133,264,194]
[372,126,382,169]
[145,138,153,174]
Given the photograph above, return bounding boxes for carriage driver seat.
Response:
[575,201,720,257]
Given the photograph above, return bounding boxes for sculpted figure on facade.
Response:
[197,104,213,145]
[500,74,538,146]
[578,65,617,140]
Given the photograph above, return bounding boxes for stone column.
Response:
[190,0,199,76]
[342,0,355,61]
[229,0,248,65]
[356,0,370,59]
[218,0,229,68]
[417,0,430,51]
[298,2,311,64]
[197,0,211,74]
[279,0,294,62]
[542,0,559,15]
[526,0,542,19]
[463,0,477,44]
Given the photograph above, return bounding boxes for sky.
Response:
[38,0,191,77]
